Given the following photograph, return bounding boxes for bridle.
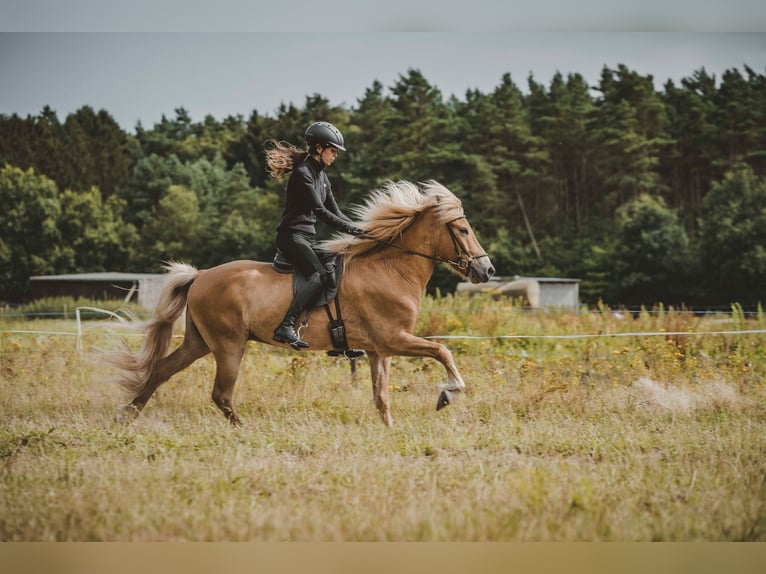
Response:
[368,215,490,275]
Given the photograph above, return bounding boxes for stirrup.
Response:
[327,348,365,359]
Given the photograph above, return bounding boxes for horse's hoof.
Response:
[116,404,140,424]
[436,390,453,411]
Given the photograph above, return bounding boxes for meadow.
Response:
[1,296,765,541]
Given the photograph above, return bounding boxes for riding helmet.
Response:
[305,121,346,152]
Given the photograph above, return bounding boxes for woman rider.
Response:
[265,121,365,349]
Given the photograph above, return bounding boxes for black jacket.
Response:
[276,156,356,235]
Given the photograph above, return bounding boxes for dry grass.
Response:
[1,299,765,541]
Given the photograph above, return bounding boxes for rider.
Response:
[266,121,365,349]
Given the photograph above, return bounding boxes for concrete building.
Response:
[457,276,580,309]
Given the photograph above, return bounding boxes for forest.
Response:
[1,64,765,307]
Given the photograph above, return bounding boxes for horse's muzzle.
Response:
[468,256,495,284]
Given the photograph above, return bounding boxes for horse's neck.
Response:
[347,247,434,299]
[352,221,437,297]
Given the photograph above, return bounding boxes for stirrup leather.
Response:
[324,299,365,359]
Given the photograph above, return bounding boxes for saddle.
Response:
[272,250,365,359]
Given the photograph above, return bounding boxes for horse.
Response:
[105,180,495,427]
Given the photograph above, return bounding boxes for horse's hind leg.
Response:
[124,320,210,419]
[210,342,247,425]
[368,352,393,427]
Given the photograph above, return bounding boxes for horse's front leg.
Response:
[385,333,466,411]
[368,351,393,427]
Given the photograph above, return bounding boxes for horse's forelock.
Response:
[420,180,464,223]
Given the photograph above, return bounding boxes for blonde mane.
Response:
[321,180,463,260]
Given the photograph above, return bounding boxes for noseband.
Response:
[369,216,489,274]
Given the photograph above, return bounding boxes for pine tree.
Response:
[345,80,394,204]
[386,69,454,182]
[589,66,671,214]
[712,67,766,174]
[661,69,718,225]
[0,113,36,169]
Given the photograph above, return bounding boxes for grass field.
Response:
[1,297,765,541]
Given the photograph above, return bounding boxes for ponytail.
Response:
[265,140,307,180]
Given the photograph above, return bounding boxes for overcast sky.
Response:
[1,2,764,132]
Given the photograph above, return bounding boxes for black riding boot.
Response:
[273,273,324,349]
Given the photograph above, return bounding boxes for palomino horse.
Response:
[107,180,494,427]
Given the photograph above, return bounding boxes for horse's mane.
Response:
[321,180,463,260]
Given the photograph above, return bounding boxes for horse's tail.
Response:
[105,262,199,402]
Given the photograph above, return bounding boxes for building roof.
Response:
[492,276,581,284]
[30,272,164,281]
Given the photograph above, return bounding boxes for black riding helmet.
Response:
[305,121,346,152]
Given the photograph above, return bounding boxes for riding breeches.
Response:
[275,231,326,280]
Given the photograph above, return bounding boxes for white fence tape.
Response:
[3,330,80,336]
[1,307,162,353]
[3,327,765,351]
[425,329,766,340]
[2,307,765,355]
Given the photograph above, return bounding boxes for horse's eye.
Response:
[459,227,469,235]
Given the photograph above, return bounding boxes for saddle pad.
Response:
[272,250,344,308]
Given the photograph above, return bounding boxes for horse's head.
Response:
[438,214,495,284]
[404,180,493,284]
[321,179,495,283]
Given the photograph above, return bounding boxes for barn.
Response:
[457,276,581,309]
[29,272,166,310]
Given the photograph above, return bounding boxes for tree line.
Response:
[2,65,765,306]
